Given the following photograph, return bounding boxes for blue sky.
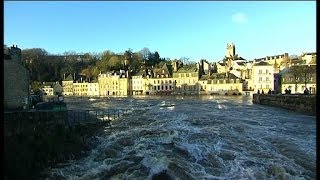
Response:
[4,1,316,61]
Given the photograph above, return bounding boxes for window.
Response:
[259,70,262,74]
[289,77,293,82]
[266,84,269,89]
[259,77,262,82]
[266,70,268,74]
[266,77,269,81]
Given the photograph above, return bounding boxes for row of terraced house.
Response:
[57,44,316,96]
[4,44,316,110]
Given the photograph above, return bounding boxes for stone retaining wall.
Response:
[252,94,316,116]
[4,110,109,179]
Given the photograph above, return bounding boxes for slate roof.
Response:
[153,63,173,77]
[132,69,146,77]
[43,82,56,87]
[208,72,239,80]
[176,64,198,73]
[65,74,74,81]
[236,62,246,66]
[218,62,226,66]
[253,61,271,66]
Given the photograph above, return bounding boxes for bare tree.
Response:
[288,66,303,93]
[300,65,316,91]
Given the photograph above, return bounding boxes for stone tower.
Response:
[226,43,235,59]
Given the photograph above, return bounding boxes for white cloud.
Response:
[232,13,248,24]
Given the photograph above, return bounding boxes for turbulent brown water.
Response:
[44,95,316,179]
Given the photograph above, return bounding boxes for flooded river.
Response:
[45,95,316,179]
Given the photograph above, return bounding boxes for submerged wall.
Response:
[252,94,316,116]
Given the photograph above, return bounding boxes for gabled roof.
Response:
[303,52,316,56]
[53,82,62,88]
[90,79,98,83]
[133,70,145,76]
[176,64,198,73]
[153,63,173,76]
[235,62,246,66]
[161,63,173,76]
[234,57,246,61]
[43,82,56,86]
[208,72,239,80]
[279,67,290,75]
[254,61,271,66]
[200,75,209,80]
[65,74,74,81]
[164,64,173,75]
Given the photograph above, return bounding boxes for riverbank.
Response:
[4,114,109,180]
[252,94,316,116]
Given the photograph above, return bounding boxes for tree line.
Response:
[18,47,172,83]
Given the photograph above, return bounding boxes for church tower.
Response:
[225,43,236,76]
[226,43,235,59]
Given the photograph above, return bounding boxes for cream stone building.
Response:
[87,81,100,96]
[301,52,316,65]
[131,72,145,95]
[98,73,111,96]
[98,71,129,96]
[150,77,174,95]
[149,63,174,95]
[215,62,227,74]
[42,86,54,96]
[280,65,316,94]
[252,61,274,93]
[62,74,74,95]
[73,82,88,96]
[199,73,243,95]
[172,63,200,95]
[118,77,129,96]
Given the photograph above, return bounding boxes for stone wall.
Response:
[253,94,316,116]
[4,60,30,110]
[4,111,107,179]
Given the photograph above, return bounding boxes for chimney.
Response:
[74,73,76,81]
[64,73,66,80]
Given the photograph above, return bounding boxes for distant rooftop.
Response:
[254,61,271,66]
[176,64,198,73]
